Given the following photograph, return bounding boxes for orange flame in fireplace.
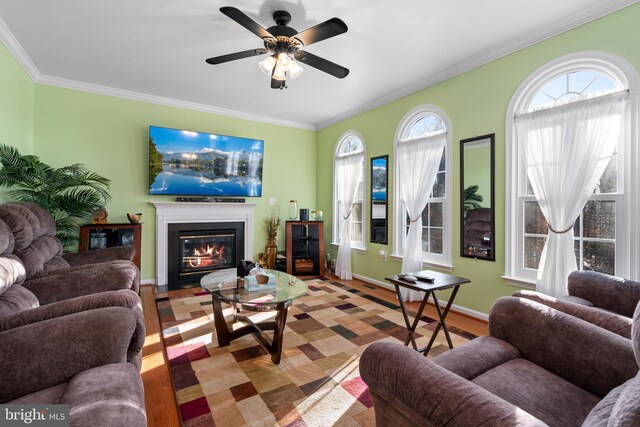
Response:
[185,243,226,268]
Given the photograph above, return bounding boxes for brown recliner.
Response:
[514,271,640,339]
[0,202,140,297]
[361,297,640,426]
[0,217,144,368]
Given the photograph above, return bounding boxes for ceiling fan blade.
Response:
[293,18,348,46]
[206,49,269,65]
[295,51,349,79]
[220,7,273,39]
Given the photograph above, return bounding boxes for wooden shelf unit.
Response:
[285,221,324,277]
[78,223,142,269]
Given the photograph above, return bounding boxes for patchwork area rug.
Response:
[156,278,477,426]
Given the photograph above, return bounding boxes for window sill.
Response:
[330,242,367,254]
[502,275,536,289]
[390,253,453,272]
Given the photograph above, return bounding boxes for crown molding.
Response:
[316,0,640,130]
[0,16,316,132]
[35,74,317,131]
[0,15,40,80]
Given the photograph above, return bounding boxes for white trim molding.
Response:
[151,202,256,288]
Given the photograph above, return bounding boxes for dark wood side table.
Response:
[385,270,471,356]
[78,223,142,270]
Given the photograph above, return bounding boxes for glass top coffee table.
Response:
[200,269,307,364]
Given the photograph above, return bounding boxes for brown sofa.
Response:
[361,297,640,426]
[514,271,640,338]
[0,202,140,296]
[0,216,146,426]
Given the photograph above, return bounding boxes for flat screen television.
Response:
[149,126,264,197]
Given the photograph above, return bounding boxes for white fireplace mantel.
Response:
[151,202,255,287]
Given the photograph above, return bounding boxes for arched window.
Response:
[393,106,452,267]
[505,52,639,289]
[332,132,366,249]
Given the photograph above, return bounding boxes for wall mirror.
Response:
[370,155,388,244]
[460,134,495,261]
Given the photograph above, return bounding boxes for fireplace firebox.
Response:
[167,222,244,290]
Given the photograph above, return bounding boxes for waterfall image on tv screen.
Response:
[149,126,263,197]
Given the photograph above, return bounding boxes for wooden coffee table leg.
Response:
[270,304,289,364]
[212,296,230,347]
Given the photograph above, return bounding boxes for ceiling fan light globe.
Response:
[258,56,276,75]
[272,65,287,81]
[288,60,304,79]
[276,52,291,67]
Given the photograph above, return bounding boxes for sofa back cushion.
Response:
[0,255,26,296]
[0,204,68,278]
[0,220,14,255]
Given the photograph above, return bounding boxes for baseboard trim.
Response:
[352,273,489,322]
[141,279,156,286]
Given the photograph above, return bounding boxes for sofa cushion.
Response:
[14,236,65,278]
[4,203,42,238]
[0,220,14,255]
[608,375,640,426]
[433,335,520,380]
[64,363,146,427]
[0,255,26,296]
[14,202,56,237]
[0,285,39,317]
[0,208,33,251]
[473,358,600,427]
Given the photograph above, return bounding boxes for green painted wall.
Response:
[316,4,640,314]
[0,42,34,202]
[32,85,317,281]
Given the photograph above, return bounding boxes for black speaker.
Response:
[299,208,309,221]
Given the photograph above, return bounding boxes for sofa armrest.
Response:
[568,271,640,317]
[513,290,632,338]
[0,290,145,368]
[360,341,547,427]
[23,261,139,304]
[63,246,135,266]
[489,296,638,398]
[0,306,137,403]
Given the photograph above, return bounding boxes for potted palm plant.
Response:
[0,144,112,248]
[263,214,280,269]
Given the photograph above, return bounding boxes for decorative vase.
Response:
[288,200,298,220]
[266,237,277,269]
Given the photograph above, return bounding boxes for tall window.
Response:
[506,53,639,286]
[393,106,452,267]
[333,132,365,249]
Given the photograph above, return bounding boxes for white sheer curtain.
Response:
[334,153,363,280]
[398,133,447,301]
[516,91,628,297]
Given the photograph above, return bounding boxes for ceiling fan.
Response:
[206,7,349,89]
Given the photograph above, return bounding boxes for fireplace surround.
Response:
[152,202,255,288]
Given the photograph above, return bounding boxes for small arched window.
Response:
[393,106,452,267]
[332,132,366,249]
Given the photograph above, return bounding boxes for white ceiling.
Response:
[0,0,636,130]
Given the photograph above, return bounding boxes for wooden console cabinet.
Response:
[78,223,142,269]
[286,221,324,277]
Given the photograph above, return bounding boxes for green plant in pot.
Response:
[0,144,112,248]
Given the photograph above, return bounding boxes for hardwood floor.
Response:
[140,275,488,426]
